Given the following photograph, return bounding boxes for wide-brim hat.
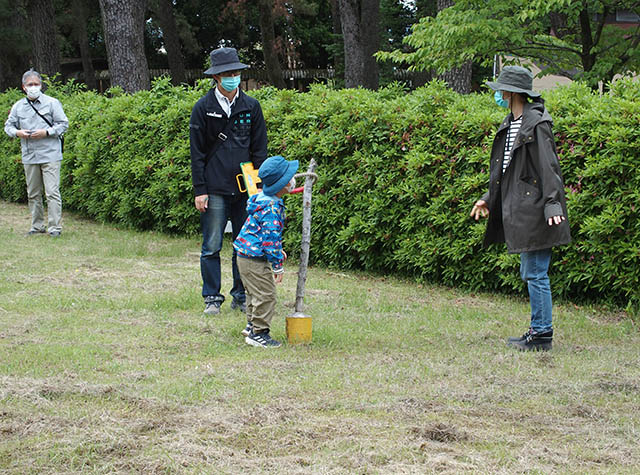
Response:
[486,66,541,98]
[259,156,300,196]
[204,47,248,75]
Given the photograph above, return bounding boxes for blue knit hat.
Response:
[259,156,299,196]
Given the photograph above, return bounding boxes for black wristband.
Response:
[46,130,49,137]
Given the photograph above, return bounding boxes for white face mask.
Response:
[25,85,42,100]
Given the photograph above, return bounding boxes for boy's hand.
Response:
[274,272,283,284]
[282,250,287,261]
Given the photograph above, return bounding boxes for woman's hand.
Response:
[470,200,489,221]
[548,215,565,226]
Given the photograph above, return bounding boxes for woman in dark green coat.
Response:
[470,66,571,351]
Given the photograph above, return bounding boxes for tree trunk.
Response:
[151,0,186,85]
[338,0,379,89]
[99,0,150,93]
[258,0,287,89]
[330,0,342,70]
[27,0,60,77]
[437,0,471,94]
[0,4,30,89]
[439,62,472,94]
[72,0,97,90]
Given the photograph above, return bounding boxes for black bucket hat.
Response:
[487,66,541,98]
[204,47,248,75]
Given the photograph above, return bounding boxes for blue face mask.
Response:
[494,90,509,108]
[220,75,241,92]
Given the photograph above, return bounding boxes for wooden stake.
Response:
[294,159,317,314]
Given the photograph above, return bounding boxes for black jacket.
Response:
[481,100,571,253]
[190,88,268,197]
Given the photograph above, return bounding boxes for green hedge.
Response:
[1,77,638,312]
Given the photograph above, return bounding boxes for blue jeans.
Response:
[520,249,553,333]
[200,194,247,302]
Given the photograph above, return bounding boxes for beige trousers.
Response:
[237,256,277,332]
[23,161,62,233]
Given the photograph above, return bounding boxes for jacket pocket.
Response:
[232,121,251,148]
[519,177,541,201]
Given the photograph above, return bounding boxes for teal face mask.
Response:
[494,90,509,108]
[220,75,241,92]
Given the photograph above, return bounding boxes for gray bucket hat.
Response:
[204,47,248,75]
[487,66,541,98]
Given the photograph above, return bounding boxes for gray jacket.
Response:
[481,100,571,253]
[4,94,68,164]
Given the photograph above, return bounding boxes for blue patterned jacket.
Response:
[233,192,286,273]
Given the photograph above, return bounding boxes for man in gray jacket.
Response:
[5,69,68,237]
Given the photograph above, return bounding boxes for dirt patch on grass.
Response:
[0,376,116,403]
[594,377,639,394]
[410,423,470,443]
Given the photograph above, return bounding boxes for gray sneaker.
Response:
[203,298,221,315]
[231,299,246,313]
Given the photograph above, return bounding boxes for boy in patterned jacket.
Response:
[233,155,299,347]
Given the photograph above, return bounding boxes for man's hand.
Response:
[274,272,283,284]
[28,129,47,139]
[548,215,565,226]
[195,194,209,212]
[16,130,32,139]
[470,200,489,221]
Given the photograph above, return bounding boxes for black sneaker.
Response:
[26,229,46,236]
[507,330,553,352]
[230,299,246,313]
[508,328,534,343]
[241,322,253,337]
[203,297,222,315]
[245,330,281,348]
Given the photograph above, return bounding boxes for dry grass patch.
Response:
[1,201,639,474]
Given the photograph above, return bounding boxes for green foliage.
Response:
[377,0,640,89]
[1,78,638,311]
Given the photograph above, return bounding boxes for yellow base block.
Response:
[286,314,312,344]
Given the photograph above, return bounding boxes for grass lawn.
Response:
[1,200,638,474]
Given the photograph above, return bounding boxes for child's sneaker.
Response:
[245,330,281,348]
[241,322,253,337]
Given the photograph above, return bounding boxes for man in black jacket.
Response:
[190,47,268,315]
[471,66,571,351]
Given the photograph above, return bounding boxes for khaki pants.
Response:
[237,256,277,332]
[23,161,62,233]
